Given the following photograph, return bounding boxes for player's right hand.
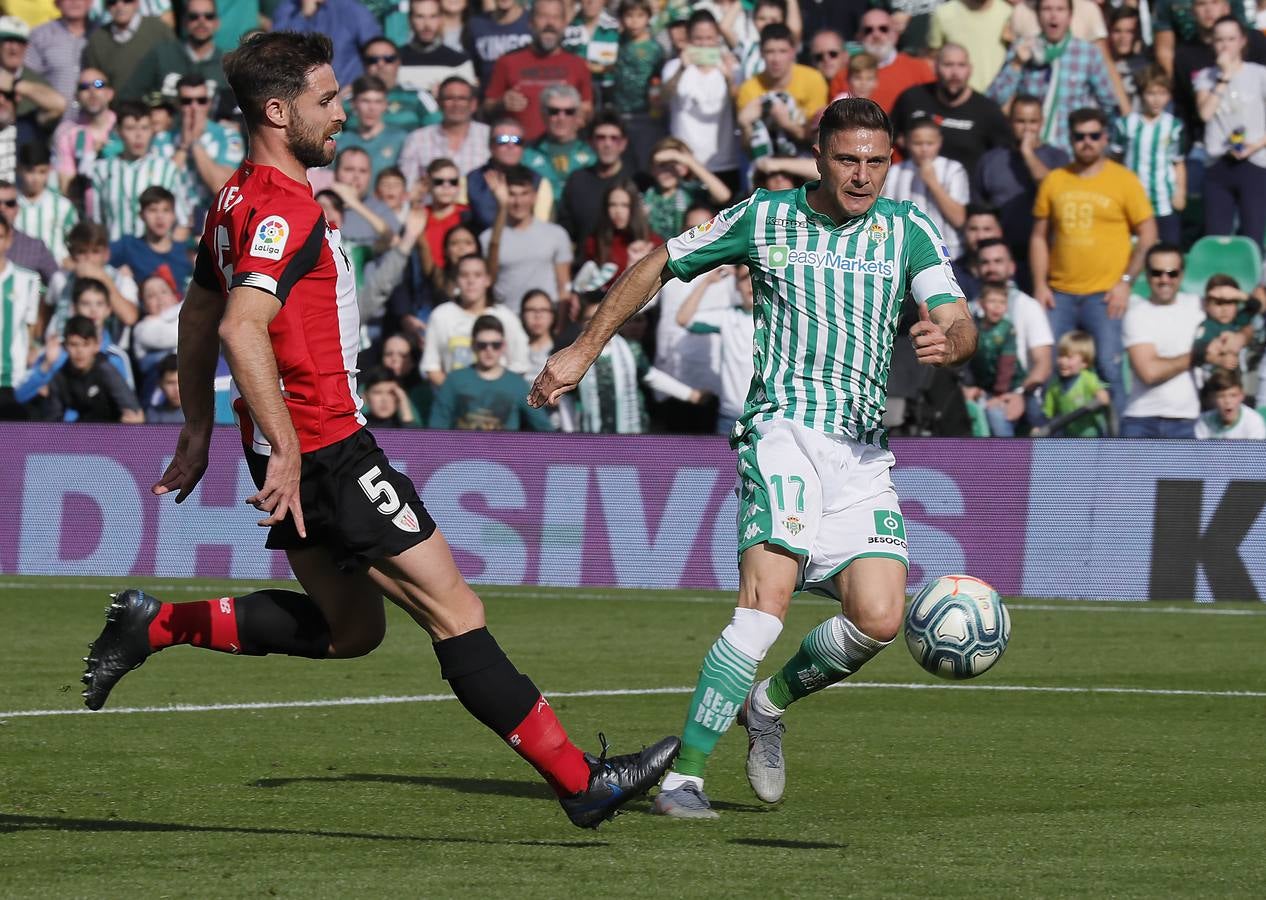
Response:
[528,345,595,408]
[247,447,306,539]
[152,425,212,503]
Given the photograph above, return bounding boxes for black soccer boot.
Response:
[82,589,161,711]
[559,733,681,829]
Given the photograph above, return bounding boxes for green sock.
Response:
[765,615,886,710]
[675,635,759,778]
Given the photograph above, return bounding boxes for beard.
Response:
[288,116,336,169]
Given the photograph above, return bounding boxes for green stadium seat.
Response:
[1182,236,1262,296]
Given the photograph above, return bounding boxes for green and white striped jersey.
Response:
[1111,112,1184,217]
[0,261,42,389]
[665,184,963,447]
[16,190,78,263]
[89,152,188,242]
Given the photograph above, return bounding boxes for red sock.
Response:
[506,695,591,797]
[148,598,242,654]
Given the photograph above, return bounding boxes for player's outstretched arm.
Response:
[152,281,226,503]
[219,286,307,538]
[527,244,673,407]
[910,299,977,368]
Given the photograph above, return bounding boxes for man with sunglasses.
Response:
[355,38,435,134]
[397,74,488,185]
[1120,243,1203,438]
[1032,106,1156,414]
[558,111,633,243]
[528,83,594,200]
[169,73,243,223]
[121,0,231,105]
[857,8,934,112]
[466,118,552,232]
[82,0,175,102]
[50,68,113,194]
[809,29,847,89]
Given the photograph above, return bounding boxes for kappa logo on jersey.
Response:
[250,216,290,259]
[767,243,896,276]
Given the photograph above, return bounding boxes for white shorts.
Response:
[735,417,908,592]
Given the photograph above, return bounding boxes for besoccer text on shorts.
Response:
[80,30,679,831]
[529,97,979,819]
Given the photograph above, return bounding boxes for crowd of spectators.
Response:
[0,0,1263,439]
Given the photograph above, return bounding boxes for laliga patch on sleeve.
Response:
[249,215,290,259]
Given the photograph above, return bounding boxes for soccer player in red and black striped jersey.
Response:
[79,31,677,829]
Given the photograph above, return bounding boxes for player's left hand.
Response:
[247,446,306,538]
[1104,282,1132,319]
[528,344,597,408]
[152,425,212,503]
[910,303,952,366]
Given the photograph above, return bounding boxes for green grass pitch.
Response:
[3,576,1266,898]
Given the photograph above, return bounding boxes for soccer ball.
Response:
[904,574,1011,679]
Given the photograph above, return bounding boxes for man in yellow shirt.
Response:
[735,23,828,159]
[1031,105,1156,413]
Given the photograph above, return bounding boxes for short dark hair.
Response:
[472,314,505,338]
[361,365,398,391]
[503,164,536,190]
[16,142,50,168]
[224,31,334,131]
[1145,241,1184,267]
[974,237,1011,261]
[1068,106,1109,132]
[176,73,208,93]
[376,165,406,185]
[687,9,718,31]
[817,97,894,149]
[1108,5,1139,26]
[758,22,794,48]
[589,110,626,137]
[114,99,151,125]
[1011,93,1043,112]
[906,117,940,137]
[754,0,787,13]
[978,280,1009,301]
[157,353,179,377]
[426,157,458,177]
[1205,273,1240,293]
[437,75,475,98]
[351,74,387,97]
[335,146,370,167]
[72,277,109,307]
[64,315,98,341]
[360,36,397,56]
[1137,64,1172,92]
[965,203,1001,223]
[1213,14,1246,36]
[139,185,175,210]
[1205,368,1244,394]
[67,221,110,254]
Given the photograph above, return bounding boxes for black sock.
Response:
[235,590,331,658]
[433,627,540,735]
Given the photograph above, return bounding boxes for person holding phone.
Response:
[661,9,740,190]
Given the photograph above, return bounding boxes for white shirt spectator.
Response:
[649,274,735,396]
[662,57,740,173]
[882,155,970,259]
[132,301,181,357]
[479,219,573,313]
[686,304,755,420]
[1121,292,1203,419]
[420,301,530,376]
[1194,405,1266,439]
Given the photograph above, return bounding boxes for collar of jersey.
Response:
[795,181,873,233]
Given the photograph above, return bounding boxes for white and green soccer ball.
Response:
[904,575,1011,679]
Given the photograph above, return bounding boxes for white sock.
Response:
[750,676,785,718]
[661,771,704,792]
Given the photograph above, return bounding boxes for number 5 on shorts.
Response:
[358,465,401,515]
[768,474,805,512]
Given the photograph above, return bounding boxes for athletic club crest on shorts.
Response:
[782,515,805,536]
[393,505,420,533]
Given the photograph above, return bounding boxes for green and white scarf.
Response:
[578,335,644,433]
[1039,32,1073,144]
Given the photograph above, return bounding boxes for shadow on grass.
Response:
[729,837,847,850]
[251,772,552,801]
[0,814,607,848]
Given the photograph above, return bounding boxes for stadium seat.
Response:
[1182,236,1262,295]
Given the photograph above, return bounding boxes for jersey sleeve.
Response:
[665,192,760,283]
[903,204,964,311]
[228,203,326,305]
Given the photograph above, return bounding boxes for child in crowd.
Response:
[109,185,192,290]
[1043,330,1112,437]
[675,263,755,436]
[844,52,878,101]
[1111,66,1185,246]
[612,0,664,118]
[1192,274,1259,382]
[45,222,139,340]
[15,142,78,264]
[146,353,184,424]
[1194,369,1266,439]
[641,137,731,240]
[132,274,182,360]
[966,282,1026,436]
[361,366,420,429]
[375,166,412,221]
[46,315,143,423]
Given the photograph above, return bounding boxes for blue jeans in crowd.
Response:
[984,400,1016,436]
[1120,416,1196,439]
[1204,157,1266,242]
[1049,290,1125,413]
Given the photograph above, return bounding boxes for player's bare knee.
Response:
[848,595,904,643]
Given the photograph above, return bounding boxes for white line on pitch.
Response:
[5,680,1265,721]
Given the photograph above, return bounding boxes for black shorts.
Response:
[245,427,436,571]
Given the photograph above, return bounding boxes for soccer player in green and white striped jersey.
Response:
[90,100,188,243]
[16,144,78,264]
[530,98,978,818]
[1111,65,1186,246]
